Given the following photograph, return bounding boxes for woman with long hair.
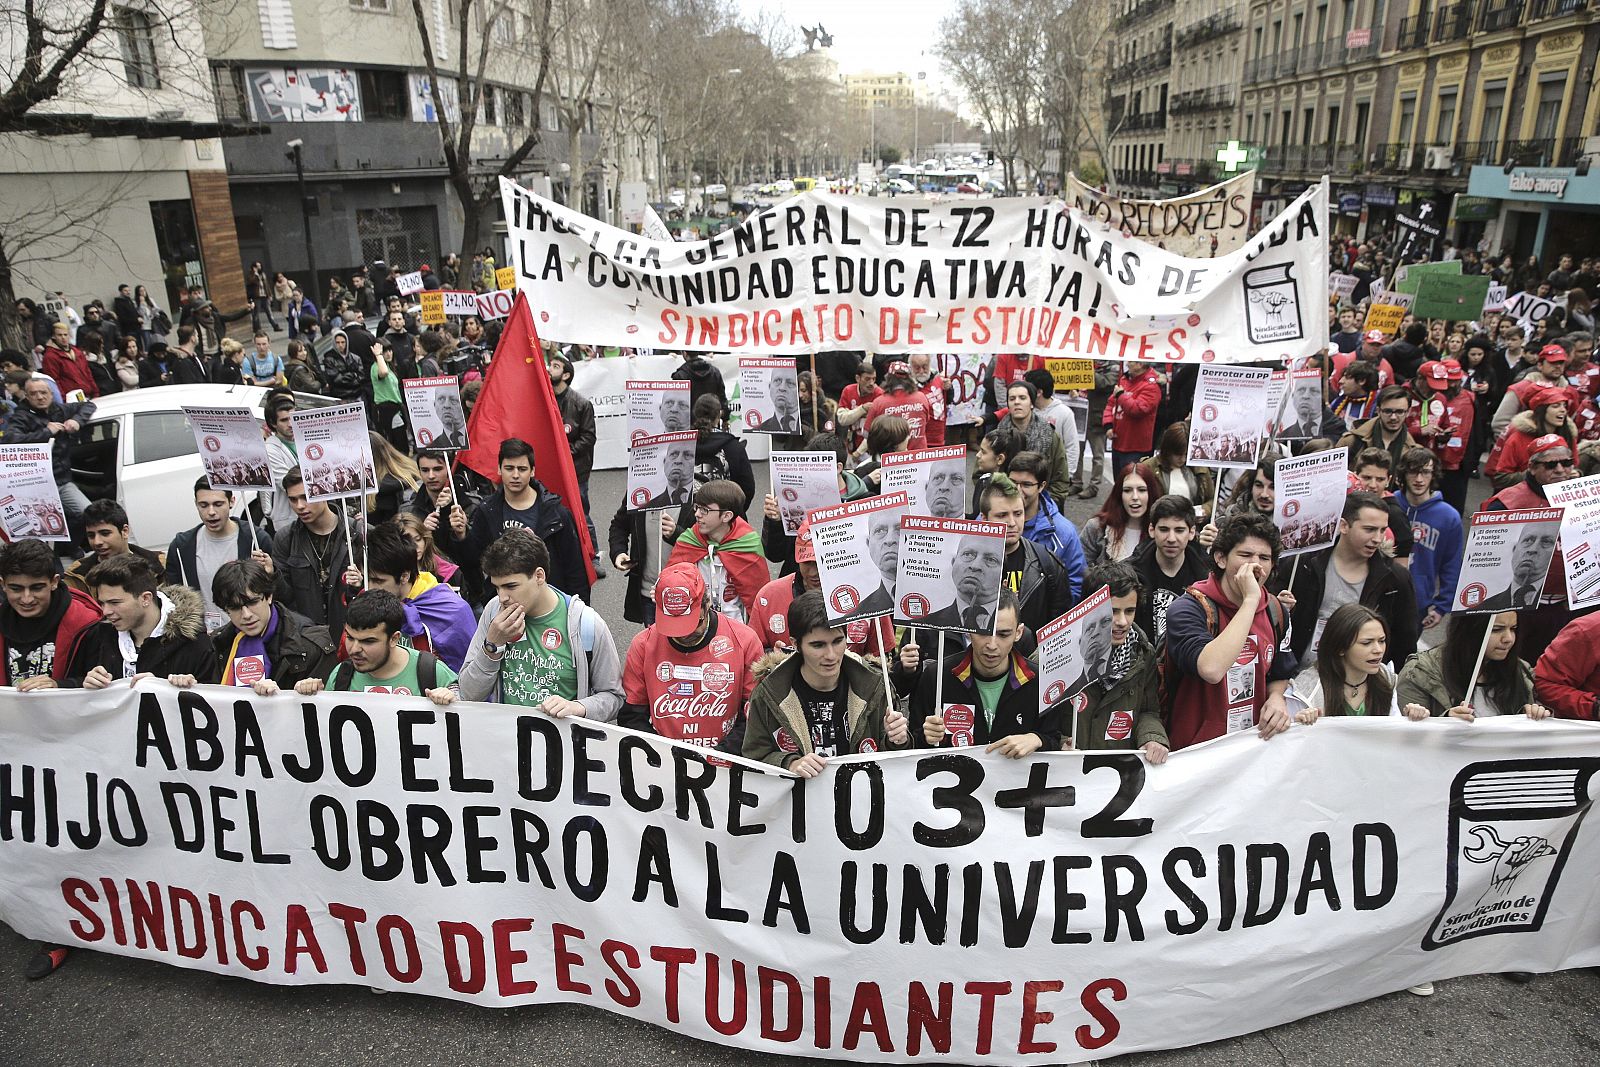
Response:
[1484,386,1577,488]
[394,510,460,589]
[133,284,169,349]
[366,430,421,525]
[1137,421,1214,521]
[112,333,151,390]
[1079,462,1158,565]
[1460,334,1501,477]
[1397,610,1549,720]
[853,413,912,491]
[1288,604,1419,719]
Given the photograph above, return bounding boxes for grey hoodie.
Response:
[457,592,623,719]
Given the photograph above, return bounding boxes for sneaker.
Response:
[591,555,607,580]
[25,944,69,980]
[1406,981,1435,996]
[1077,485,1099,500]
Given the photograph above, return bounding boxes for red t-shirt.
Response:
[1164,578,1294,751]
[865,390,934,450]
[915,375,948,446]
[752,574,892,656]
[621,616,764,748]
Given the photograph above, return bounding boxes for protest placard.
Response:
[893,515,1007,633]
[810,492,908,623]
[1413,274,1492,321]
[441,290,479,316]
[1483,283,1508,313]
[495,265,517,291]
[1037,586,1112,717]
[1505,290,1567,328]
[402,376,470,451]
[1392,259,1460,295]
[500,176,1330,363]
[0,442,69,541]
[738,357,801,434]
[182,405,273,491]
[1543,471,1600,514]
[1274,450,1348,556]
[397,270,424,295]
[1064,171,1254,256]
[1267,368,1325,441]
[1559,506,1600,611]
[1452,507,1563,613]
[1363,292,1414,336]
[475,289,516,321]
[290,402,376,502]
[879,445,970,519]
[626,430,697,511]
[6,682,1600,1060]
[626,380,693,443]
[1045,358,1094,391]
[936,353,991,425]
[1330,273,1358,302]
[419,291,446,326]
[770,451,842,535]
[1187,365,1271,468]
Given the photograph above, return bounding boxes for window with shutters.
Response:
[114,7,161,89]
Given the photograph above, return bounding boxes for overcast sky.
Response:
[734,0,959,83]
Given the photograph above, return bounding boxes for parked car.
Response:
[70,383,337,550]
[886,178,917,194]
[956,181,983,194]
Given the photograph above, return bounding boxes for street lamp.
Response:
[285,138,317,296]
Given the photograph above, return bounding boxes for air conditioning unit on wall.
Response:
[1424,146,1452,170]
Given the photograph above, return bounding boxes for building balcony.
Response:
[1396,14,1431,49]
[1432,4,1477,41]
[1479,0,1529,31]
[1116,0,1175,30]
[1109,43,1173,83]
[1169,86,1237,114]
[1174,10,1242,47]
[1529,0,1590,20]
[1121,109,1169,132]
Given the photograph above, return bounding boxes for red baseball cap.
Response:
[1363,328,1386,344]
[886,360,912,378]
[1530,433,1572,459]
[1539,344,1569,364]
[1528,385,1571,410]
[1417,361,1450,391]
[794,517,817,563]
[1443,359,1465,381]
[654,562,706,638]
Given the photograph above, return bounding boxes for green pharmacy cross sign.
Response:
[1216,141,1259,173]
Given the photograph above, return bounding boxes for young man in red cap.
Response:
[1407,360,1475,513]
[1330,329,1396,392]
[619,562,764,752]
[843,362,935,450]
[1492,342,1574,435]
[751,519,892,656]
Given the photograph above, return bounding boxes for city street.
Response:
[4,464,1599,1066]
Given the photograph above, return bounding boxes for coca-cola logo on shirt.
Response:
[653,689,732,728]
[700,663,734,692]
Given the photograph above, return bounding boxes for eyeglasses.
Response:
[692,505,726,517]
[1533,457,1575,470]
[1379,407,1409,416]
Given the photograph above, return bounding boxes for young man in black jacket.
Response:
[66,553,218,688]
[1130,494,1210,644]
[170,559,337,692]
[446,438,589,604]
[974,475,1071,649]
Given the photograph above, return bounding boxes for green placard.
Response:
[1393,259,1462,295]
[1413,274,1492,320]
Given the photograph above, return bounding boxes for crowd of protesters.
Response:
[4,240,1599,1004]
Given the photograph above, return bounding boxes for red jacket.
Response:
[40,343,99,398]
[620,615,765,747]
[865,389,935,450]
[1534,613,1600,720]
[915,374,948,446]
[1406,389,1476,470]
[1329,353,1395,392]
[0,585,103,685]
[1105,368,1162,453]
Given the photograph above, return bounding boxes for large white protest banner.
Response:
[1063,171,1255,257]
[627,379,693,443]
[290,403,377,502]
[500,177,1329,363]
[739,357,801,435]
[810,493,908,623]
[894,515,1007,632]
[879,445,970,520]
[1274,450,1348,556]
[3,683,1599,1061]
[1037,587,1112,713]
[1187,366,1272,468]
[182,406,273,491]
[769,451,842,535]
[402,376,470,451]
[1453,508,1563,613]
[626,430,697,511]
[0,442,69,541]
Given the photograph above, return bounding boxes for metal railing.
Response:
[1396,14,1430,49]
[1116,0,1175,29]
[1121,109,1169,132]
[1174,10,1242,47]
[1169,86,1236,114]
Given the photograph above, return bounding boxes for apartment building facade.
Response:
[1106,0,1176,193]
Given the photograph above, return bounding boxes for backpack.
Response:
[1156,589,1288,722]
[334,650,439,693]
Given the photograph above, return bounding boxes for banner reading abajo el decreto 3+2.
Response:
[498,177,1329,363]
[2,682,1599,1061]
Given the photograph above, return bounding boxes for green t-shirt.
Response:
[499,596,578,707]
[328,647,458,696]
[974,675,1006,730]
[372,363,401,405]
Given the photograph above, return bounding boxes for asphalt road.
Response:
[6,453,1597,1066]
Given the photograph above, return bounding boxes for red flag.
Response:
[457,293,596,583]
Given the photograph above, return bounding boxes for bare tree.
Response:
[1033,0,1118,190]
[408,0,554,263]
[935,0,1041,194]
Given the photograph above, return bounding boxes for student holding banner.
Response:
[743,590,908,774]
[1068,561,1168,759]
[178,559,338,694]
[0,538,102,692]
[64,554,218,690]
[1402,611,1543,720]
[897,588,1057,757]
